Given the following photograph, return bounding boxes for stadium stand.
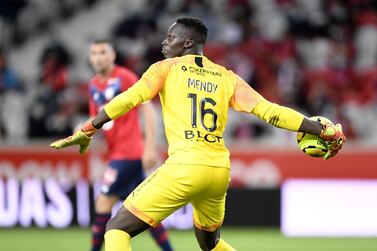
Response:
[1,0,377,145]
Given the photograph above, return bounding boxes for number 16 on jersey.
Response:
[187,93,218,132]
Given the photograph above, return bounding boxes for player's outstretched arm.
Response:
[230,74,345,160]
[50,61,167,154]
[253,102,346,160]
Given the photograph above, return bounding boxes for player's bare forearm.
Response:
[140,102,157,147]
[92,109,111,129]
[298,117,322,135]
[140,101,159,170]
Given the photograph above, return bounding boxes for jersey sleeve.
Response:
[229,74,265,113]
[104,60,172,120]
[230,73,304,132]
[251,100,304,131]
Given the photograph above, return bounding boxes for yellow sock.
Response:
[211,239,236,251]
[104,229,132,251]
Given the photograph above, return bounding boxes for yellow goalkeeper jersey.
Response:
[159,55,235,167]
[104,54,303,167]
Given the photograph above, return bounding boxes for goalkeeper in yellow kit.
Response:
[51,17,345,251]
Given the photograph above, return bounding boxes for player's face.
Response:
[161,23,191,58]
[89,43,115,73]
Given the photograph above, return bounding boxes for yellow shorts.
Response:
[124,163,230,231]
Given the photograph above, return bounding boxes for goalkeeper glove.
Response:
[319,123,346,160]
[50,121,97,154]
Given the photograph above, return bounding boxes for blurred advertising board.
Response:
[281,179,377,236]
[0,149,194,228]
[230,149,377,187]
[0,150,90,228]
[0,147,376,228]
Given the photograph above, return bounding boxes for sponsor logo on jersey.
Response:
[185,65,222,77]
[184,130,223,144]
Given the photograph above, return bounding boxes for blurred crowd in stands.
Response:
[1,0,377,146]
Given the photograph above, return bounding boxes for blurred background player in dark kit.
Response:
[87,39,173,251]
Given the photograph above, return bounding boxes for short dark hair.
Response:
[176,17,208,44]
[91,39,113,46]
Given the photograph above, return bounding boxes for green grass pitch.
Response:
[1,227,377,251]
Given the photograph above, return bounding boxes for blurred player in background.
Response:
[52,18,345,250]
[86,40,173,251]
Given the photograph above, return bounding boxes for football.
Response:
[297,116,333,157]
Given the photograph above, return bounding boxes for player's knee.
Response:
[105,215,118,232]
[105,205,151,237]
[105,206,129,233]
